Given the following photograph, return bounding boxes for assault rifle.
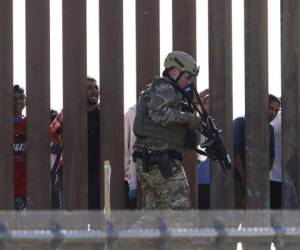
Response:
[181,84,232,172]
[196,114,232,172]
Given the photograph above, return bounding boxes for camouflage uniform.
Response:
[136,158,190,209]
[134,79,197,209]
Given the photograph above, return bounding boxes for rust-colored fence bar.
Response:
[63,0,88,209]
[244,0,269,209]
[172,0,197,208]
[281,0,300,208]
[26,0,51,209]
[0,0,14,210]
[100,0,124,209]
[172,0,196,55]
[208,0,234,209]
[136,0,160,95]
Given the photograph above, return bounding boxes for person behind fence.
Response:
[13,84,27,210]
[233,94,280,209]
[86,77,101,209]
[124,104,137,209]
[50,111,63,208]
[50,109,63,209]
[197,89,211,209]
[269,100,282,209]
[133,51,201,209]
[50,77,101,209]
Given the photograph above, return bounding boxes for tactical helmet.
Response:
[164,51,199,77]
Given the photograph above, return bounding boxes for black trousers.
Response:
[125,181,137,209]
[51,166,63,209]
[270,181,282,209]
[198,184,210,209]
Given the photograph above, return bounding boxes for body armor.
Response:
[133,77,200,150]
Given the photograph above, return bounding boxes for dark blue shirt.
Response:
[197,158,210,184]
[233,117,275,164]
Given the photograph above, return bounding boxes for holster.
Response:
[133,150,176,178]
[158,153,172,178]
[142,150,150,173]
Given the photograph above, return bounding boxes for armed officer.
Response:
[133,51,202,209]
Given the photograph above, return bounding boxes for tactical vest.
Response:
[133,78,193,148]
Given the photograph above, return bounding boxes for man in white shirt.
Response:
[124,105,137,208]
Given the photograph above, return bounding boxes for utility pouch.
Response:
[132,151,150,173]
